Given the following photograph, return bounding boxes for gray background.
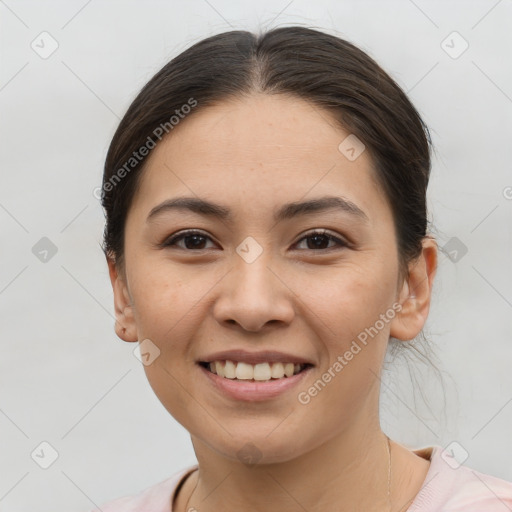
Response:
[1,0,511,510]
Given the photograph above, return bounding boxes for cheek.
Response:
[296,262,396,397]
[129,261,207,342]
[133,266,205,426]
[299,261,397,340]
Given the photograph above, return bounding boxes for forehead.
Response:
[129,93,386,221]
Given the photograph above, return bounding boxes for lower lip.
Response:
[198,364,313,402]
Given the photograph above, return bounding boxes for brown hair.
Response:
[101,26,432,280]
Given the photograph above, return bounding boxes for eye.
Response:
[161,230,217,250]
[160,228,349,252]
[293,229,348,251]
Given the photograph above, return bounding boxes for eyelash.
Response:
[160,229,349,252]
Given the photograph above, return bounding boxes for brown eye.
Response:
[162,230,217,250]
[294,230,348,251]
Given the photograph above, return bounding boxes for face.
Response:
[109,93,434,464]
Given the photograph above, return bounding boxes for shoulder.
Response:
[407,445,512,512]
[84,465,198,512]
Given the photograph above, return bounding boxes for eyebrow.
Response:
[146,195,369,224]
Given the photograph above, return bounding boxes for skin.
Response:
[108,93,437,512]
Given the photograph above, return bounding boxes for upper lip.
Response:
[198,349,315,366]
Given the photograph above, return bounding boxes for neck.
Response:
[181,423,392,512]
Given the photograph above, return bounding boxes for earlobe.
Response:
[390,237,437,341]
[107,255,139,343]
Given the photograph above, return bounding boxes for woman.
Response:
[92,26,512,512]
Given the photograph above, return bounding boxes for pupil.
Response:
[186,235,205,249]
[308,234,328,249]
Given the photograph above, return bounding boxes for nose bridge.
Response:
[233,247,274,296]
[226,234,274,301]
[213,241,294,331]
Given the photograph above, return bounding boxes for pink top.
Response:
[88,445,512,511]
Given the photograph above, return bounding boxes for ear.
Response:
[390,237,438,341]
[107,255,138,343]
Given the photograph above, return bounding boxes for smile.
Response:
[199,360,311,381]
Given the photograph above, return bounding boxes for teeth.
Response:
[204,360,307,381]
[224,360,236,379]
[215,361,225,378]
[235,362,254,380]
[284,363,294,377]
[254,362,272,381]
[271,362,284,378]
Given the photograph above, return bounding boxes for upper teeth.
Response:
[207,360,304,381]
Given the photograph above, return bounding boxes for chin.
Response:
[196,425,314,466]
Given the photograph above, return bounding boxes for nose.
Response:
[213,254,295,332]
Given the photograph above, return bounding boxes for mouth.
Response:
[198,360,314,382]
